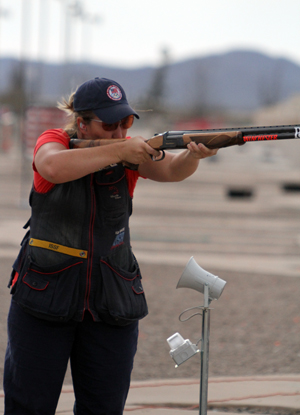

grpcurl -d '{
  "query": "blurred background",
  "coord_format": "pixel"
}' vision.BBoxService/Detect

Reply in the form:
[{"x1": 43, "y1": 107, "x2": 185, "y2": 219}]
[
  {"x1": 0, "y1": 0, "x2": 300, "y2": 156},
  {"x1": 0, "y1": 0, "x2": 300, "y2": 384}
]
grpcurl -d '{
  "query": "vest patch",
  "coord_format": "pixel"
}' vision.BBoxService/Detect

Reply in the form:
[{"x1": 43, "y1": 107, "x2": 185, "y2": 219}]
[
  {"x1": 109, "y1": 185, "x2": 121, "y2": 200},
  {"x1": 112, "y1": 228, "x2": 125, "y2": 248}
]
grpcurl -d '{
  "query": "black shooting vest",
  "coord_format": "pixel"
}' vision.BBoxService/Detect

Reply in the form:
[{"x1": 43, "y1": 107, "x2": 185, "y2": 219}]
[{"x1": 10, "y1": 165, "x2": 148, "y2": 325}]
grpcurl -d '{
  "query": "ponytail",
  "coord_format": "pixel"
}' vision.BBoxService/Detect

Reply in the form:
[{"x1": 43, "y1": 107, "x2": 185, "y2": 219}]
[{"x1": 57, "y1": 91, "x2": 94, "y2": 137}]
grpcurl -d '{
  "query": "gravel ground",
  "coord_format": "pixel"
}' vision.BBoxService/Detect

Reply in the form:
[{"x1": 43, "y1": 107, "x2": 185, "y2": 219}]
[{"x1": 131, "y1": 263, "x2": 300, "y2": 382}]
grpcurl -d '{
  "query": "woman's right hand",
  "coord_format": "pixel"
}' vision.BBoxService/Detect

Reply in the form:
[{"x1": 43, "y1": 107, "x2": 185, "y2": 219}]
[{"x1": 117, "y1": 136, "x2": 161, "y2": 166}]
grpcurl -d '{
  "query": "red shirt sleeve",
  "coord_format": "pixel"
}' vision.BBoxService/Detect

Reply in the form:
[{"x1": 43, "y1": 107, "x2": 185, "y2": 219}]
[
  {"x1": 32, "y1": 130, "x2": 144, "y2": 196},
  {"x1": 32, "y1": 129, "x2": 70, "y2": 193}
]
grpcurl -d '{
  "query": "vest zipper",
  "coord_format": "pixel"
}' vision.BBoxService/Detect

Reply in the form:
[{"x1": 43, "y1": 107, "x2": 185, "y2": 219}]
[{"x1": 83, "y1": 174, "x2": 96, "y2": 318}]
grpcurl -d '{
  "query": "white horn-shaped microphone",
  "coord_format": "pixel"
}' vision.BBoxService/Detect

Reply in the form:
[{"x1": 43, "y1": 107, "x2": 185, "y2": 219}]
[{"x1": 176, "y1": 256, "x2": 226, "y2": 300}]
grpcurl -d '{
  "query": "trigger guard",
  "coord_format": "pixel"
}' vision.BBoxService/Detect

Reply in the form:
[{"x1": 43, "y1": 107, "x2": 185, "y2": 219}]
[{"x1": 151, "y1": 150, "x2": 165, "y2": 162}]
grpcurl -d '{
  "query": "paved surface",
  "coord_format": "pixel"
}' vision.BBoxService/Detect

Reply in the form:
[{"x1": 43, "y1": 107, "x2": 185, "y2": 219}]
[
  {"x1": 1, "y1": 375, "x2": 300, "y2": 414},
  {"x1": 1, "y1": 137, "x2": 300, "y2": 413}
]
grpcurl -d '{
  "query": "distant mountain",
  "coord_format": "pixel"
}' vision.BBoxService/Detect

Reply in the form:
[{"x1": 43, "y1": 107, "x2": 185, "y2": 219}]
[
  {"x1": 1, "y1": 50, "x2": 300, "y2": 112},
  {"x1": 167, "y1": 51, "x2": 300, "y2": 111}
]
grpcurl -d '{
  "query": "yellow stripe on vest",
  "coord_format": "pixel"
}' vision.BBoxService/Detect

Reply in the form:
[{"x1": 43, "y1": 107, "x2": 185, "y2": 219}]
[{"x1": 29, "y1": 238, "x2": 88, "y2": 259}]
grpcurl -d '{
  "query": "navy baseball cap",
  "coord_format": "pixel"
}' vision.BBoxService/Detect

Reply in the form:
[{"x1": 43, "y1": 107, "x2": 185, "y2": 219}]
[{"x1": 73, "y1": 77, "x2": 139, "y2": 123}]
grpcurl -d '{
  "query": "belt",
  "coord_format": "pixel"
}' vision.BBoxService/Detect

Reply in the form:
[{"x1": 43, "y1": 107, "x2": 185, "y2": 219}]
[{"x1": 29, "y1": 238, "x2": 88, "y2": 259}]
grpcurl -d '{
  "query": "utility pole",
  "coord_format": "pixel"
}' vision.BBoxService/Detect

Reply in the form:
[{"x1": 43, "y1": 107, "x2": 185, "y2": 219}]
[
  {"x1": 67, "y1": 0, "x2": 102, "y2": 63},
  {"x1": 57, "y1": 0, "x2": 102, "y2": 92},
  {"x1": 0, "y1": 1, "x2": 11, "y2": 85},
  {"x1": 144, "y1": 47, "x2": 171, "y2": 114}
]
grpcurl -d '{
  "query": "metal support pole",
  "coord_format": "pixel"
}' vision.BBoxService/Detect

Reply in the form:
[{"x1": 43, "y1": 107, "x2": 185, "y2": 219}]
[{"x1": 199, "y1": 283, "x2": 211, "y2": 415}]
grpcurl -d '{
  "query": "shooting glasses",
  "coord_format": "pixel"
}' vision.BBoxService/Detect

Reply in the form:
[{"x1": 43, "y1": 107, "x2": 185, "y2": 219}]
[{"x1": 90, "y1": 114, "x2": 134, "y2": 131}]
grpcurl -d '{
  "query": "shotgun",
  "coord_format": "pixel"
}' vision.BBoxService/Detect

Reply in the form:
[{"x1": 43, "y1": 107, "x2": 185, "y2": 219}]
[{"x1": 69, "y1": 124, "x2": 300, "y2": 168}]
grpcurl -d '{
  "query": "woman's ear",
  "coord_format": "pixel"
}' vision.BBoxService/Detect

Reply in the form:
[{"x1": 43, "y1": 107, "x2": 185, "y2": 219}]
[
  {"x1": 77, "y1": 118, "x2": 87, "y2": 137},
  {"x1": 77, "y1": 118, "x2": 86, "y2": 130}
]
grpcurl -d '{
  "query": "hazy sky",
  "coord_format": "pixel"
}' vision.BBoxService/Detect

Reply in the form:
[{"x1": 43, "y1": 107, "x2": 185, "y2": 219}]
[{"x1": 0, "y1": 0, "x2": 300, "y2": 68}]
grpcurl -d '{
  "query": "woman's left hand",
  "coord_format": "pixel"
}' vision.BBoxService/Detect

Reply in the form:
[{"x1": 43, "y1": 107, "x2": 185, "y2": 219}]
[{"x1": 187, "y1": 141, "x2": 218, "y2": 159}]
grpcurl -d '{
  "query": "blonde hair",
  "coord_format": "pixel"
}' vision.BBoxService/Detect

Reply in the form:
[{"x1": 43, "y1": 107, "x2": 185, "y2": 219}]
[{"x1": 57, "y1": 91, "x2": 95, "y2": 137}]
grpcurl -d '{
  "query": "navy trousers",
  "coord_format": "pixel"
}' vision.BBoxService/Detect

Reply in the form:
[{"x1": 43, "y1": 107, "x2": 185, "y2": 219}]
[{"x1": 4, "y1": 300, "x2": 139, "y2": 415}]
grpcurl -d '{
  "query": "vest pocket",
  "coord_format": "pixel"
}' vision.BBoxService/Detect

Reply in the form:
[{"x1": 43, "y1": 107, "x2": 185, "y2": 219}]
[
  {"x1": 12, "y1": 256, "x2": 83, "y2": 321},
  {"x1": 96, "y1": 249, "x2": 148, "y2": 326}
]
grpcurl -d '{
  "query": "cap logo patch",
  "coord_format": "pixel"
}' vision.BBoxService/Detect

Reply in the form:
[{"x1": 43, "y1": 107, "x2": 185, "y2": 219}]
[{"x1": 107, "y1": 85, "x2": 122, "y2": 101}]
